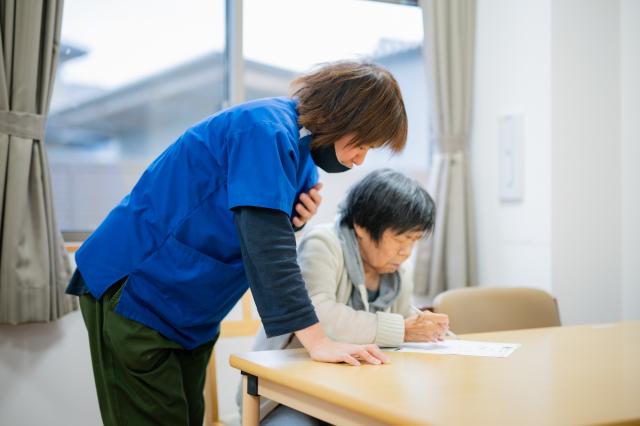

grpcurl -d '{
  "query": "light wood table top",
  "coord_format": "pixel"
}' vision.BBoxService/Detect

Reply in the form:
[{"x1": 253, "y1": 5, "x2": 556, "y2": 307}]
[{"x1": 231, "y1": 321, "x2": 640, "y2": 426}]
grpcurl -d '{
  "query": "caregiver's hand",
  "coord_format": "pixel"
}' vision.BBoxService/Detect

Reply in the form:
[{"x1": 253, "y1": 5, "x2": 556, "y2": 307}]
[{"x1": 292, "y1": 182, "x2": 323, "y2": 229}]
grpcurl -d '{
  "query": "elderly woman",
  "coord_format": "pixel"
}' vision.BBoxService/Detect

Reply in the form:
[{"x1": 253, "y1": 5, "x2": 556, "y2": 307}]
[{"x1": 237, "y1": 168, "x2": 449, "y2": 425}]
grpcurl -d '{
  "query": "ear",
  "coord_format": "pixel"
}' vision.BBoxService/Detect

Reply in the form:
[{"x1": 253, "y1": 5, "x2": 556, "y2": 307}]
[{"x1": 353, "y1": 223, "x2": 366, "y2": 239}]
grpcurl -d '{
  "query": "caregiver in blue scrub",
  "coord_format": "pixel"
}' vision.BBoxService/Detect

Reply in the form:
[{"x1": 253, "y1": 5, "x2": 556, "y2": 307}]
[{"x1": 67, "y1": 61, "x2": 408, "y2": 426}]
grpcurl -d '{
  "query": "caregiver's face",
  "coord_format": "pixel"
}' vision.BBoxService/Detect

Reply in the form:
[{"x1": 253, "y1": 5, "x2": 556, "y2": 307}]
[
  {"x1": 354, "y1": 225, "x2": 424, "y2": 274},
  {"x1": 333, "y1": 134, "x2": 374, "y2": 169}
]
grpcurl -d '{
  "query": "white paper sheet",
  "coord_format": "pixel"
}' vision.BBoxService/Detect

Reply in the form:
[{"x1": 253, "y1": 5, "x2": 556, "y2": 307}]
[{"x1": 394, "y1": 340, "x2": 521, "y2": 358}]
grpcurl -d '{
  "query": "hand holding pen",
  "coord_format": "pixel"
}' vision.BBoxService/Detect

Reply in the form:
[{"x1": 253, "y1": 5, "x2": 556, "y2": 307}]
[{"x1": 409, "y1": 305, "x2": 459, "y2": 341}]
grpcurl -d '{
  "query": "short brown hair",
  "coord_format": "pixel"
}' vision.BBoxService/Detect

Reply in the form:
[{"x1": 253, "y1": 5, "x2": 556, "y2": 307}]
[{"x1": 290, "y1": 61, "x2": 407, "y2": 152}]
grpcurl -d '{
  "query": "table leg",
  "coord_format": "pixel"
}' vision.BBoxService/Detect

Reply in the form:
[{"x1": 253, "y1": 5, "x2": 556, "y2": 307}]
[{"x1": 242, "y1": 374, "x2": 259, "y2": 426}]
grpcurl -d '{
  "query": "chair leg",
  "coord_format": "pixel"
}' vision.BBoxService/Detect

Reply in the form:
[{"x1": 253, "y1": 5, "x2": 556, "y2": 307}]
[{"x1": 204, "y1": 349, "x2": 225, "y2": 426}]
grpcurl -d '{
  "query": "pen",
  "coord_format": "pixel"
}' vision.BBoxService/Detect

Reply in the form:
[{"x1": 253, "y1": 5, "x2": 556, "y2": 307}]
[{"x1": 410, "y1": 304, "x2": 459, "y2": 340}]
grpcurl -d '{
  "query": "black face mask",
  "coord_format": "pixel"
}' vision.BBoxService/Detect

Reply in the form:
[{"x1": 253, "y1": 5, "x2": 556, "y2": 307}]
[{"x1": 310, "y1": 144, "x2": 351, "y2": 173}]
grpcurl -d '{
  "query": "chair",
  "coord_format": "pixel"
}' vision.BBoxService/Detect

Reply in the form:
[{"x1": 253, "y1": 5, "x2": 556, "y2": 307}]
[{"x1": 432, "y1": 287, "x2": 561, "y2": 334}]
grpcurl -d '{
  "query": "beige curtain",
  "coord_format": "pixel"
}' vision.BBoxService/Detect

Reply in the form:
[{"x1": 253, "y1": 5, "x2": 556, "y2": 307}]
[
  {"x1": 413, "y1": 0, "x2": 477, "y2": 300},
  {"x1": 0, "y1": 0, "x2": 76, "y2": 324}
]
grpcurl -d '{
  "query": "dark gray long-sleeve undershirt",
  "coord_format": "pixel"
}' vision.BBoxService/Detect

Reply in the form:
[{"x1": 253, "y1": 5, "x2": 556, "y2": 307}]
[{"x1": 233, "y1": 206, "x2": 318, "y2": 337}]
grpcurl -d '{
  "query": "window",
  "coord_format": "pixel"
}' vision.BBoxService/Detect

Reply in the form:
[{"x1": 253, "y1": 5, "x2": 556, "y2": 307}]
[
  {"x1": 48, "y1": 0, "x2": 429, "y2": 233},
  {"x1": 47, "y1": 0, "x2": 227, "y2": 232}
]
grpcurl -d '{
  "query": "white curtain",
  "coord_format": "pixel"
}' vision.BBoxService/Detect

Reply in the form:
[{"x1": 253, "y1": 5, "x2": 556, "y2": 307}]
[{"x1": 413, "y1": 0, "x2": 477, "y2": 300}]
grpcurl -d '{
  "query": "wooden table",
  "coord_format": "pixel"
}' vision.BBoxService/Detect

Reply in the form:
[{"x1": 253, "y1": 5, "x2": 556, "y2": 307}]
[{"x1": 230, "y1": 321, "x2": 640, "y2": 426}]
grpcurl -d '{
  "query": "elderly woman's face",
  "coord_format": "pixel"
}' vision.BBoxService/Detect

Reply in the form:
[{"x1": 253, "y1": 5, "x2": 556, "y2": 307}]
[{"x1": 354, "y1": 224, "x2": 424, "y2": 274}]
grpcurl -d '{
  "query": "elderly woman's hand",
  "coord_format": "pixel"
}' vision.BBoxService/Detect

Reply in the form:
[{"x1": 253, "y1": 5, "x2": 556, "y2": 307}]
[
  {"x1": 292, "y1": 182, "x2": 323, "y2": 229},
  {"x1": 404, "y1": 311, "x2": 450, "y2": 342}
]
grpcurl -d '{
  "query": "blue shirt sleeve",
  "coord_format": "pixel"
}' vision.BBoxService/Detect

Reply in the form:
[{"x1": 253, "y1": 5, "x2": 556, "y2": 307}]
[
  {"x1": 227, "y1": 123, "x2": 298, "y2": 216},
  {"x1": 233, "y1": 206, "x2": 318, "y2": 337}
]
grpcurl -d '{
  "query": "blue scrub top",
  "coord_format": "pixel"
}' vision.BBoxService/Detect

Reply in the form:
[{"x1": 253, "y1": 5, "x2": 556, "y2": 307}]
[{"x1": 75, "y1": 97, "x2": 318, "y2": 349}]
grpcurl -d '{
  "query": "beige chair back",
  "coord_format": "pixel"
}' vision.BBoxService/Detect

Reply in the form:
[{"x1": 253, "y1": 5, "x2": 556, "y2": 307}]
[{"x1": 432, "y1": 287, "x2": 561, "y2": 334}]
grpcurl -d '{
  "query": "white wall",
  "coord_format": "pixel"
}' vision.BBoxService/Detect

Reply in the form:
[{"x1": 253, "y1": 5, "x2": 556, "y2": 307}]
[
  {"x1": 621, "y1": 0, "x2": 640, "y2": 321},
  {"x1": 551, "y1": 0, "x2": 622, "y2": 325},
  {"x1": 471, "y1": 0, "x2": 640, "y2": 324},
  {"x1": 473, "y1": 0, "x2": 638, "y2": 324},
  {"x1": 471, "y1": 0, "x2": 552, "y2": 291}
]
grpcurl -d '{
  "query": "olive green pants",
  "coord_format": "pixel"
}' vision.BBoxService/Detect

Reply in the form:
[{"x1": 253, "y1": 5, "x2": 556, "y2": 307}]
[{"x1": 80, "y1": 283, "x2": 216, "y2": 426}]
